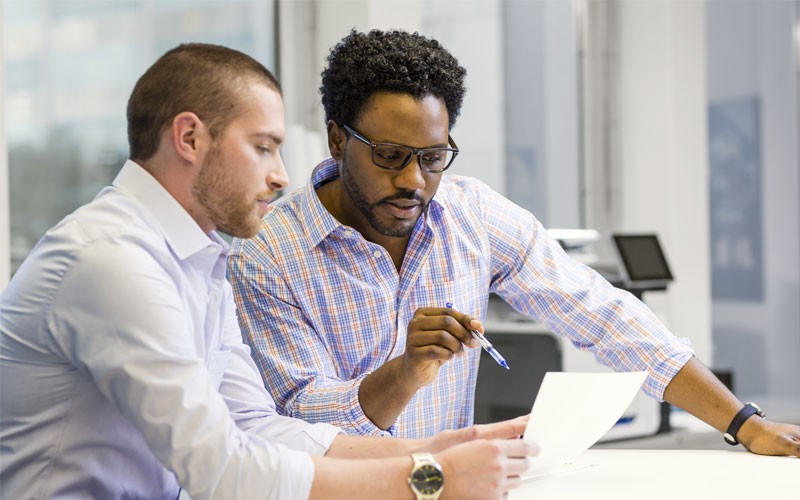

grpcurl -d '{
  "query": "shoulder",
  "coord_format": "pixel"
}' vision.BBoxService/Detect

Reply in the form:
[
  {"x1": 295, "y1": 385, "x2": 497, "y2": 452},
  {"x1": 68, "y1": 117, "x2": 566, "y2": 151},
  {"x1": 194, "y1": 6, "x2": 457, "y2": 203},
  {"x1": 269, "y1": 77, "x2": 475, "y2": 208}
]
[
  {"x1": 59, "y1": 204, "x2": 173, "y2": 295},
  {"x1": 433, "y1": 175, "x2": 504, "y2": 215},
  {"x1": 25, "y1": 190, "x2": 164, "y2": 280},
  {"x1": 6, "y1": 194, "x2": 180, "y2": 337}
]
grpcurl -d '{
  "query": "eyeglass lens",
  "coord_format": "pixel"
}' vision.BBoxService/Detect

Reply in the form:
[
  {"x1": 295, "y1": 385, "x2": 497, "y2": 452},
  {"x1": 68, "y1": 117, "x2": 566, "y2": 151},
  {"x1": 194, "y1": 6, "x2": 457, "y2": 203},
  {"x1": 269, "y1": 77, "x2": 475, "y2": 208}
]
[{"x1": 372, "y1": 144, "x2": 455, "y2": 172}]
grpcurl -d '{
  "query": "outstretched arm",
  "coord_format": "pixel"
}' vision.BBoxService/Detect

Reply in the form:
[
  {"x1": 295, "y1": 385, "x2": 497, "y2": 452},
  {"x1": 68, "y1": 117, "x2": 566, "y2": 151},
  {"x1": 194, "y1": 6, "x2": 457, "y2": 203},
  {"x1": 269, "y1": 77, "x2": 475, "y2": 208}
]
[
  {"x1": 324, "y1": 415, "x2": 529, "y2": 459},
  {"x1": 663, "y1": 357, "x2": 800, "y2": 457},
  {"x1": 315, "y1": 415, "x2": 535, "y2": 500},
  {"x1": 311, "y1": 439, "x2": 534, "y2": 500}
]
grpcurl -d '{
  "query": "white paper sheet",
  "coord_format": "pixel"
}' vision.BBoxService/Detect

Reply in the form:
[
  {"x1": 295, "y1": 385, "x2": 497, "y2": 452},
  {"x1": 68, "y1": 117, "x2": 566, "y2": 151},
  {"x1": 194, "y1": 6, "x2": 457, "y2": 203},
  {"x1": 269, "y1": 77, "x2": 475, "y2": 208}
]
[{"x1": 522, "y1": 371, "x2": 648, "y2": 477}]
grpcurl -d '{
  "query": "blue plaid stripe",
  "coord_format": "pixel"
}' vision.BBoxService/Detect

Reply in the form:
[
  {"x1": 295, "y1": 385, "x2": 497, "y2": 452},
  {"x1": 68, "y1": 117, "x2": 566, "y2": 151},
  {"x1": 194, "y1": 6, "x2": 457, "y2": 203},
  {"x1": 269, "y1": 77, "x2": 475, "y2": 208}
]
[{"x1": 228, "y1": 157, "x2": 693, "y2": 438}]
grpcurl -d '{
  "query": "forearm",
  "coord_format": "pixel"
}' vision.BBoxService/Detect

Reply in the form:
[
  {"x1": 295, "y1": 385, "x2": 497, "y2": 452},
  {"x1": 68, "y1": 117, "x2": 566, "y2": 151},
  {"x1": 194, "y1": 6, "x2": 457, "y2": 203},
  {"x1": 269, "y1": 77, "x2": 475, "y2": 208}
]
[
  {"x1": 662, "y1": 356, "x2": 743, "y2": 432},
  {"x1": 325, "y1": 434, "x2": 420, "y2": 459},
  {"x1": 358, "y1": 357, "x2": 420, "y2": 430},
  {"x1": 315, "y1": 430, "x2": 537, "y2": 500},
  {"x1": 310, "y1": 455, "x2": 413, "y2": 500}
]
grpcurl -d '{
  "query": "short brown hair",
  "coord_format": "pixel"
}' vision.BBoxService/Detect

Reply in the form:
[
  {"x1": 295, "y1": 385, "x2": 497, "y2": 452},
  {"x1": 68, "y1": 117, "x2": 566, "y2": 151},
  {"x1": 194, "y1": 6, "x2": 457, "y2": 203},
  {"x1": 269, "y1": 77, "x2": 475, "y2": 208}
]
[{"x1": 127, "y1": 43, "x2": 281, "y2": 161}]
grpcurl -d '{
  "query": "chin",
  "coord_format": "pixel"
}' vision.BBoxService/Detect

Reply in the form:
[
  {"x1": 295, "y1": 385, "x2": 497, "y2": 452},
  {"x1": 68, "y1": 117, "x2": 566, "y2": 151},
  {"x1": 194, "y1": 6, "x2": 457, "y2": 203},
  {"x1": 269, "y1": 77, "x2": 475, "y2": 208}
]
[{"x1": 219, "y1": 218, "x2": 260, "y2": 239}]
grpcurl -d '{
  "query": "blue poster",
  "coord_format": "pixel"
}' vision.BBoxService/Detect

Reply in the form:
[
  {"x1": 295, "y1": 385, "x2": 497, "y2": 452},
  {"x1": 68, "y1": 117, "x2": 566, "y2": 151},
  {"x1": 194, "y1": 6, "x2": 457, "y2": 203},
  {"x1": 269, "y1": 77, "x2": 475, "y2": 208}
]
[{"x1": 708, "y1": 96, "x2": 763, "y2": 301}]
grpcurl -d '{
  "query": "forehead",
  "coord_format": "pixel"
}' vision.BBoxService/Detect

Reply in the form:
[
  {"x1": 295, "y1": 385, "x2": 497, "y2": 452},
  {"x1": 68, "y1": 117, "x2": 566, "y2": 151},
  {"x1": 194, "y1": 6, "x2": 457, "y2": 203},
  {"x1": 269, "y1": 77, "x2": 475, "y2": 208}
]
[
  {"x1": 355, "y1": 91, "x2": 449, "y2": 145},
  {"x1": 227, "y1": 82, "x2": 285, "y2": 139}
]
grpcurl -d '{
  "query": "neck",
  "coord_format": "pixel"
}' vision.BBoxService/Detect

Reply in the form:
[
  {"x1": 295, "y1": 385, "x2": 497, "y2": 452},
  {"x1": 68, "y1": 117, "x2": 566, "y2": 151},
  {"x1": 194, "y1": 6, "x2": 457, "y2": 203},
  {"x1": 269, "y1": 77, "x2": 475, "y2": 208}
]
[
  {"x1": 135, "y1": 156, "x2": 213, "y2": 234},
  {"x1": 316, "y1": 180, "x2": 410, "y2": 271}
]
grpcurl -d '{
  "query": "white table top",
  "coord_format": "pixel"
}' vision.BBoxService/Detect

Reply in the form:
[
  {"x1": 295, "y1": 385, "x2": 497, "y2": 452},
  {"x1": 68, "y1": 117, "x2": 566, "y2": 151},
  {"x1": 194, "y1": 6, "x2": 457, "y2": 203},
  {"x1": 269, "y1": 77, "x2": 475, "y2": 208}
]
[{"x1": 509, "y1": 449, "x2": 797, "y2": 500}]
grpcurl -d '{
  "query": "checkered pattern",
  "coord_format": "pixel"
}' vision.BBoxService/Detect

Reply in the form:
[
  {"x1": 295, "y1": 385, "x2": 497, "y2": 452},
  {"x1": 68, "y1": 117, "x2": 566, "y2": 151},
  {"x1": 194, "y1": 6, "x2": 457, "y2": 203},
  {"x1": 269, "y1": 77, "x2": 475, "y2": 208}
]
[{"x1": 228, "y1": 158, "x2": 693, "y2": 438}]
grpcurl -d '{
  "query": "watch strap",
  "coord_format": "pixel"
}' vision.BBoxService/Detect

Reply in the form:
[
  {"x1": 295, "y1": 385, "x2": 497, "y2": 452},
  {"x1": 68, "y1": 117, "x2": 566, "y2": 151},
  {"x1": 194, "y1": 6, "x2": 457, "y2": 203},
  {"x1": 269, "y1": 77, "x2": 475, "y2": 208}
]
[{"x1": 723, "y1": 402, "x2": 765, "y2": 446}]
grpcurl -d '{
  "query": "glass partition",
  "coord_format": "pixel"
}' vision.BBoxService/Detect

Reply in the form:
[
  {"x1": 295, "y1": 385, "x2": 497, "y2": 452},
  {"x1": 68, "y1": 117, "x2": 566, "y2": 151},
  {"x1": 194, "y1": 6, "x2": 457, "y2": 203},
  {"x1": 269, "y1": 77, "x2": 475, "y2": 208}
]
[{"x1": 3, "y1": 0, "x2": 275, "y2": 273}]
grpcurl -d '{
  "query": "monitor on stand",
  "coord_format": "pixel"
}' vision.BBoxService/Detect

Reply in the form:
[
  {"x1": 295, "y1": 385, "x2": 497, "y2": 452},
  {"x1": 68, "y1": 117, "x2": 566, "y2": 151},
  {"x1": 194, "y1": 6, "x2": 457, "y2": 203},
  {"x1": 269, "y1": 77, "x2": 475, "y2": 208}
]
[{"x1": 611, "y1": 233, "x2": 674, "y2": 299}]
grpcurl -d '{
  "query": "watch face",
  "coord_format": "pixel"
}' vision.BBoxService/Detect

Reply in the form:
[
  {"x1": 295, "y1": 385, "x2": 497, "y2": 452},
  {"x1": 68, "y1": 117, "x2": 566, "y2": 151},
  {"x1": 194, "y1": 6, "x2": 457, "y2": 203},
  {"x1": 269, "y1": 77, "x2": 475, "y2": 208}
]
[{"x1": 411, "y1": 464, "x2": 444, "y2": 494}]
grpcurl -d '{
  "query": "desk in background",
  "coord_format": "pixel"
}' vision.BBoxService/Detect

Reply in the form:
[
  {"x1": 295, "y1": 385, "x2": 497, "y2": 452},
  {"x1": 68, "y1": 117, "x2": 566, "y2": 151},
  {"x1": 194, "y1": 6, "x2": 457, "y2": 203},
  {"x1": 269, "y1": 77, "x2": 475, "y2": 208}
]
[{"x1": 510, "y1": 449, "x2": 797, "y2": 499}]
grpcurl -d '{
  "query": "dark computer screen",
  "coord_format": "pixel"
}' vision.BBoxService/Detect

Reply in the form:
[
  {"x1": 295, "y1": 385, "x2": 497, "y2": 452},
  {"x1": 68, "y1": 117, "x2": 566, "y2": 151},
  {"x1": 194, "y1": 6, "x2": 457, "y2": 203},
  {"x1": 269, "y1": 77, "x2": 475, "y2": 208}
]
[{"x1": 611, "y1": 234, "x2": 673, "y2": 285}]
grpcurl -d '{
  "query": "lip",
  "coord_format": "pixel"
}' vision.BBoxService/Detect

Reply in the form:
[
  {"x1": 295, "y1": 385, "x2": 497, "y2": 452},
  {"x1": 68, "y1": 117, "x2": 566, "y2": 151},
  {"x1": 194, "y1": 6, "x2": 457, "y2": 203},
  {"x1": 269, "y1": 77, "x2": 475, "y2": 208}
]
[
  {"x1": 257, "y1": 193, "x2": 275, "y2": 205},
  {"x1": 257, "y1": 197, "x2": 273, "y2": 213},
  {"x1": 383, "y1": 200, "x2": 420, "y2": 219}
]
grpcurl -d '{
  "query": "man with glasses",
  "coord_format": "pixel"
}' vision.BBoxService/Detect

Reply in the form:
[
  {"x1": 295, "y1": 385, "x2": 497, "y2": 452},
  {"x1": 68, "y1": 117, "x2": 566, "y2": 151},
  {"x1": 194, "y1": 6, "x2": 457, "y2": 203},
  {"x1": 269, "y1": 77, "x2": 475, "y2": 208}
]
[
  {"x1": 0, "y1": 42, "x2": 537, "y2": 500},
  {"x1": 228, "y1": 30, "x2": 800, "y2": 458}
]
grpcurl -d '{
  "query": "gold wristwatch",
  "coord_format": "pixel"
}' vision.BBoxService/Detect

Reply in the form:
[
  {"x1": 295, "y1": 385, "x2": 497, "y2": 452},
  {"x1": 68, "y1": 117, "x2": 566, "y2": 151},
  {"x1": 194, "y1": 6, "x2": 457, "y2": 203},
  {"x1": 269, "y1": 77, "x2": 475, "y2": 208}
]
[{"x1": 408, "y1": 452, "x2": 444, "y2": 500}]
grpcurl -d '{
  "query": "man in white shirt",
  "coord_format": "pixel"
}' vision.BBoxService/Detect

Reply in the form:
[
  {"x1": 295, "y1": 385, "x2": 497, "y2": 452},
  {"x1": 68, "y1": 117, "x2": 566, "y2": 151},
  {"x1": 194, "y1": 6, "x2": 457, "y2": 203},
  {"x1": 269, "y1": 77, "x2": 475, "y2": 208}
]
[{"x1": 0, "y1": 43, "x2": 535, "y2": 500}]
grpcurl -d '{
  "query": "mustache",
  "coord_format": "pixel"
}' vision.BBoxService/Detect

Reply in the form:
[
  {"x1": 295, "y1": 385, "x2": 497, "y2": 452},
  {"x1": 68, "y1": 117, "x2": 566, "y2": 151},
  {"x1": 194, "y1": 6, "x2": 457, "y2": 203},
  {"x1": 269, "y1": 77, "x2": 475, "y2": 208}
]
[
  {"x1": 381, "y1": 191, "x2": 425, "y2": 204},
  {"x1": 256, "y1": 190, "x2": 279, "y2": 203}
]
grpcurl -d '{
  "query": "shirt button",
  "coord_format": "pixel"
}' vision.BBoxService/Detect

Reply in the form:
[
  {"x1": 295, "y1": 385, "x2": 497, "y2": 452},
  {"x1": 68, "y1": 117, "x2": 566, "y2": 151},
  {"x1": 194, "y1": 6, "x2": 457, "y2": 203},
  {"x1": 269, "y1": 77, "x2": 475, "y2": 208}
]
[{"x1": 373, "y1": 250, "x2": 381, "y2": 258}]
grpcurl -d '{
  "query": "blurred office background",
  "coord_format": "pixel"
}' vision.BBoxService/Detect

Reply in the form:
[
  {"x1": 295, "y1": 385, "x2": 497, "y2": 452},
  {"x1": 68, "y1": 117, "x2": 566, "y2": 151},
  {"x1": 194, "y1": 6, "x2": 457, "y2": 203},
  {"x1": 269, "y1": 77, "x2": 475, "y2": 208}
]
[{"x1": 1, "y1": 0, "x2": 798, "y2": 402}]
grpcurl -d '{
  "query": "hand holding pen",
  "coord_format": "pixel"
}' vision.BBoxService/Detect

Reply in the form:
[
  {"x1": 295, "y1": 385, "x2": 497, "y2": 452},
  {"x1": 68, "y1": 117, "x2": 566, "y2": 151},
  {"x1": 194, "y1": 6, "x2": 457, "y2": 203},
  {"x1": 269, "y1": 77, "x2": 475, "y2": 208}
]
[{"x1": 446, "y1": 303, "x2": 510, "y2": 370}]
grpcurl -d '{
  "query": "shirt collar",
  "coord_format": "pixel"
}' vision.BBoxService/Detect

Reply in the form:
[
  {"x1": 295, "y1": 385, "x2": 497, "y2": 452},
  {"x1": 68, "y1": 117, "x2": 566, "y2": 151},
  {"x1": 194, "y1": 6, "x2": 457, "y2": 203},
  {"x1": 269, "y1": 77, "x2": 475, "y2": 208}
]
[
  {"x1": 299, "y1": 157, "x2": 445, "y2": 248},
  {"x1": 300, "y1": 158, "x2": 348, "y2": 247},
  {"x1": 112, "y1": 160, "x2": 228, "y2": 260}
]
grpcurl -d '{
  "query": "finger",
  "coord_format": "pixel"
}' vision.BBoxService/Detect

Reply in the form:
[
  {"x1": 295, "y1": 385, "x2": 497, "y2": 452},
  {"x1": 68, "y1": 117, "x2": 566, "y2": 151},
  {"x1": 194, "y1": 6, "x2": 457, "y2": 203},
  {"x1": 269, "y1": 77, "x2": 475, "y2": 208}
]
[
  {"x1": 406, "y1": 326, "x2": 466, "y2": 356},
  {"x1": 408, "y1": 314, "x2": 473, "y2": 351},
  {"x1": 414, "y1": 306, "x2": 486, "y2": 348},
  {"x1": 503, "y1": 474, "x2": 523, "y2": 491},
  {"x1": 472, "y1": 416, "x2": 528, "y2": 440},
  {"x1": 406, "y1": 344, "x2": 458, "y2": 363},
  {"x1": 438, "y1": 310, "x2": 481, "y2": 347},
  {"x1": 416, "y1": 305, "x2": 482, "y2": 347},
  {"x1": 439, "y1": 305, "x2": 485, "y2": 334},
  {"x1": 783, "y1": 433, "x2": 800, "y2": 458},
  {"x1": 503, "y1": 456, "x2": 531, "y2": 477},
  {"x1": 497, "y1": 438, "x2": 539, "y2": 458},
  {"x1": 503, "y1": 414, "x2": 530, "y2": 432}
]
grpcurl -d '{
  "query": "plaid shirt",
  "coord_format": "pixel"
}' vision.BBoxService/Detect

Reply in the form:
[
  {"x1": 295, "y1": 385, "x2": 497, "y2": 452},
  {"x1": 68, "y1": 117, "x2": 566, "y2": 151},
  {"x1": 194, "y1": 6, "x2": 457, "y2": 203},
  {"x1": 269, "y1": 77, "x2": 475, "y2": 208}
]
[{"x1": 228, "y1": 158, "x2": 693, "y2": 438}]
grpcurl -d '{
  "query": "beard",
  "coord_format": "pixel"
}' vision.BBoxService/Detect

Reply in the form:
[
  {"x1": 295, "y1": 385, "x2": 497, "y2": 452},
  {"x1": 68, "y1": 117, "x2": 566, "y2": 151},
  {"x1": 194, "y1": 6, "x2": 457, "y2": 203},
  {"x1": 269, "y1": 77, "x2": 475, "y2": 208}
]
[
  {"x1": 193, "y1": 145, "x2": 264, "y2": 238},
  {"x1": 339, "y1": 155, "x2": 428, "y2": 238}
]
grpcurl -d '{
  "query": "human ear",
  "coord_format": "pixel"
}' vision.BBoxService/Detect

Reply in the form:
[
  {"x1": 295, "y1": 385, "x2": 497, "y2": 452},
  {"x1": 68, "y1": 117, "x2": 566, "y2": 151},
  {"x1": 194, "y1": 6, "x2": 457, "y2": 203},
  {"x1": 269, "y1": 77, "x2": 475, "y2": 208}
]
[
  {"x1": 327, "y1": 120, "x2": 345, "y2": 160},
  {"x1": 171, "y1": 112, "x2": 208, "y2": 165}
]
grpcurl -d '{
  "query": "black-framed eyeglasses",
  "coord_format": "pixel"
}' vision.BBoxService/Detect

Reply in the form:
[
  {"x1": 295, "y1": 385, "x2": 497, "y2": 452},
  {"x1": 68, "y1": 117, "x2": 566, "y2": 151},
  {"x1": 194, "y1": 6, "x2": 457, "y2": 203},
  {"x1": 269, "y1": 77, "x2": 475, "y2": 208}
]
[{"x1": 341, "y1": 124, "x2": 459, "y2": 173}]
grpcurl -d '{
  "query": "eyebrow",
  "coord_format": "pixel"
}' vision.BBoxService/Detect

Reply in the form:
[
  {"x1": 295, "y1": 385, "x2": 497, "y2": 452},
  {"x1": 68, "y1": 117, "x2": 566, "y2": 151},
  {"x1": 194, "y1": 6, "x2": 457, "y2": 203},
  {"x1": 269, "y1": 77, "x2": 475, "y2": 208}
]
[
  {"x1": 251, "y1": 132, "x2": 284, "y2": 145},
  {"x1": 364, "y1": 132, "x2": 449, "y2": 149}
]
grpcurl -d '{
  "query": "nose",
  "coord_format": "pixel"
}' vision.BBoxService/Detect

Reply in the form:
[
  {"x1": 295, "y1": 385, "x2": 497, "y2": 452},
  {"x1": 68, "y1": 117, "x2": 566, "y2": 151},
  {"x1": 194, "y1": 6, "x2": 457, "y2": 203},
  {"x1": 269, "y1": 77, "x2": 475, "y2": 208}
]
[
  {"x1": 393, "y1": 154, "x2": 426, "y2": 191},
  {"x1": 268, "y1": 154, "x2": 289, "y2": 191}
]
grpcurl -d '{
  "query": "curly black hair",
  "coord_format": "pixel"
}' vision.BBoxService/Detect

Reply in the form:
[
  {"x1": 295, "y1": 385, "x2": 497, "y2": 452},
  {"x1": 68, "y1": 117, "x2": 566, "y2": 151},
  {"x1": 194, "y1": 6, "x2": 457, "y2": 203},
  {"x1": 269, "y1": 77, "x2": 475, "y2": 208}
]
[{"x1": 320, "y1": 29, "x2": 467, "y2": 130}]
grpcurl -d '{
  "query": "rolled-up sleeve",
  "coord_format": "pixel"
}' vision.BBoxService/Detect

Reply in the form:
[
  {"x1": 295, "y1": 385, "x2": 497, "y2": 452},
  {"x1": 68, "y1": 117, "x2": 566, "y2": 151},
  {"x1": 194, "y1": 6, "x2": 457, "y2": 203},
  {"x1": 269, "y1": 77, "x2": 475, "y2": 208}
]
[{"x1": 476, "y1": 181, "x2": 694, "y2": 400}]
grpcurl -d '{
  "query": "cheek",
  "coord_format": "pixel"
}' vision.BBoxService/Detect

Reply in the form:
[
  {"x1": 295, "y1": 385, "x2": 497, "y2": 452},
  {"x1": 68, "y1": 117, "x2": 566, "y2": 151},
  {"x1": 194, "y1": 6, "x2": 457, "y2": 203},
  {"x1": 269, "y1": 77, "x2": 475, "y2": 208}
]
[{"x1": 422, "y1": 175, "x2": 442, "y2": 196}]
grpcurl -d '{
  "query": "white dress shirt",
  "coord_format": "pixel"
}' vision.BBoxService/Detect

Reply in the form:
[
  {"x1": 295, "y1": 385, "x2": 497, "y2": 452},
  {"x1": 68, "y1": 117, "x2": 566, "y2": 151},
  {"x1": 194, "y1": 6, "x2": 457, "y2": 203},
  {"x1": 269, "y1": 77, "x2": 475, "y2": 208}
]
[{"x1": 0, "y1": 160, "x2": 340, "y2": 499}]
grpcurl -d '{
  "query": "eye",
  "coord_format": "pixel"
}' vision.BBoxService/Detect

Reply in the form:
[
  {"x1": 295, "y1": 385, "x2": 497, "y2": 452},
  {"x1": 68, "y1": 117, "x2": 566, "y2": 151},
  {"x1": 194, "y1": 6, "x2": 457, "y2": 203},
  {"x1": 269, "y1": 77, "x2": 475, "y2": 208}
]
[
  {"x1": 375, "y1": 146, "x2": 405, "y2": 161},
  {"x1": 421, "y1": 151, "x2": 444, "y2": 164},
  {"x1": 257, "y1": 145, "x2": 271, "y2": 155}
]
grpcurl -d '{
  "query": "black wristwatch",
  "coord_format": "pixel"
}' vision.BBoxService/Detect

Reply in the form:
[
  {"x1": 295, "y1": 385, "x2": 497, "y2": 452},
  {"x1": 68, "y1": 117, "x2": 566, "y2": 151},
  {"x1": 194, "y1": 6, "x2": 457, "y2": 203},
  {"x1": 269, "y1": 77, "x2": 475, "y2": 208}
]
[
  {"x1": 723, "y1": 402, "x2": 765, "y2": 446},
  {"x1": 408, "y1": 452, "x2": 444, "y2": 500}
]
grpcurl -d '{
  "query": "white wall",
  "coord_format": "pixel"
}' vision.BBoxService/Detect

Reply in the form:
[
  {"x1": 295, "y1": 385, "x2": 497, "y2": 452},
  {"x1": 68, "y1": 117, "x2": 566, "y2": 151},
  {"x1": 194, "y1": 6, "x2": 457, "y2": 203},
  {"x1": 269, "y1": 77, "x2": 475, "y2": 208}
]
[
  {"x1": 422, "y1": 1, "x2": 505, "y2": 192},
  {"x1": 277, "y1": 0, "x2": 505, "y2": 193},
  {"x1": 1, "y1": 0, "x2": 9, "y2": 289},
  {"x1": 583, "y1": 0, "x2": 800, "y2": 400},
  {"x1": 542, "y1": 1, "x2": 580, "y2": 228},
  {"x1": 613, "y1": 0, "x2": 713, "y2": 363},
  {"x1": 504, "y1": 0, "x2": 580, "y2": 227},
  {"x1": 706, "y1": 0, "x2": 800, "y2": 399}
]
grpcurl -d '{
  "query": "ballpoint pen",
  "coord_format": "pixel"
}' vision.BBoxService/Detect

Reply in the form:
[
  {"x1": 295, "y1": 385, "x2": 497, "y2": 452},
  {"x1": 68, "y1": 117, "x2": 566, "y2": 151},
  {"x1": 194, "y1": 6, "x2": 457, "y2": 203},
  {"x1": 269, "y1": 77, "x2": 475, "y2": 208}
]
[{"x1": 446, "y1": 302, "x2": 509, "y2": 370}]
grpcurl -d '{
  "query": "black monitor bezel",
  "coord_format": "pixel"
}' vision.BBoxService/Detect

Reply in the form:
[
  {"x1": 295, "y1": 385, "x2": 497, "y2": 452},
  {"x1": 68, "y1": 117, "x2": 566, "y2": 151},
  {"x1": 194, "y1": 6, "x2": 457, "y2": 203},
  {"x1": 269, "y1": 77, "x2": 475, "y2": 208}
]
[{"x1": 611, "y1": 233, "x2": 674, "y2": 289}]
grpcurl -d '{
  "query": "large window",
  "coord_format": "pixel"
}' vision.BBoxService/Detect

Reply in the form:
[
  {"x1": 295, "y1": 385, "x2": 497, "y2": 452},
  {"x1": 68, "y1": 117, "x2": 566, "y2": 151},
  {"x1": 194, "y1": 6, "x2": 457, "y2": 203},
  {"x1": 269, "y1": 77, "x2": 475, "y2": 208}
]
[{"x1": 3, "y1": 0, "x2": 275, "y2": 274}]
